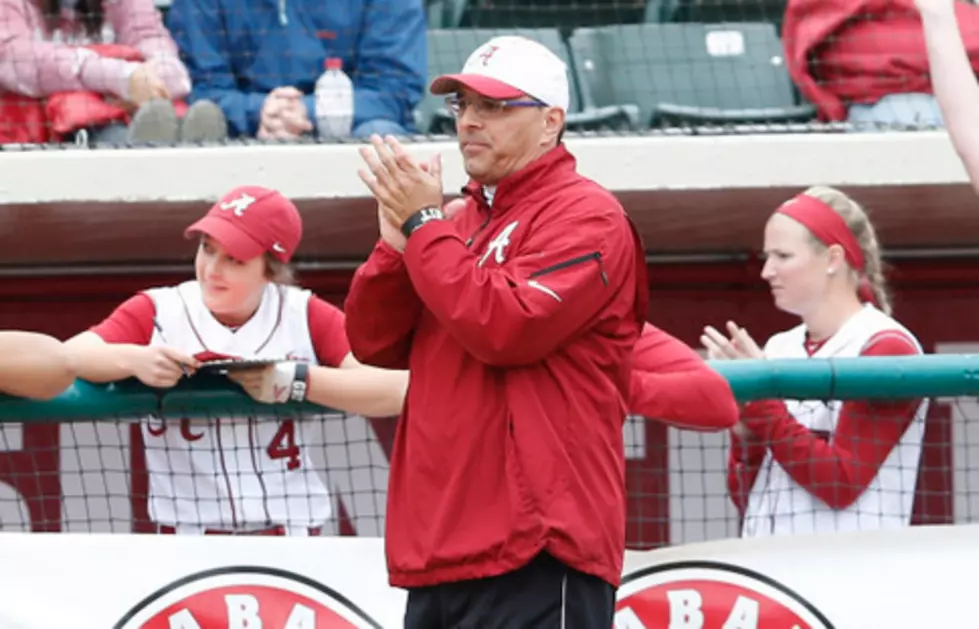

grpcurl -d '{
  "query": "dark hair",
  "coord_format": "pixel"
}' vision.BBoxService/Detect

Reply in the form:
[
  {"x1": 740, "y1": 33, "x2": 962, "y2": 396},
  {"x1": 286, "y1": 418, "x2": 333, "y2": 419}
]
[
  {"x1": 43, "y1": 0, "x2": 104, "y2": 38},
  {"x1": 265, "y1": 254, "x2": 297, "y2": 286}
]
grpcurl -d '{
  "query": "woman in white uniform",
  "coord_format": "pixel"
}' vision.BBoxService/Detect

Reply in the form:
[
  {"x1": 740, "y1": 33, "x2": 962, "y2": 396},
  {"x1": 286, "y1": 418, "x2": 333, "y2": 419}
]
[
  {"x1": 702, "y1": 186, "x2": 929, "y2": 537},
  {"x1": 65, "y1": 185, "x2": 406, "y2": 536}
]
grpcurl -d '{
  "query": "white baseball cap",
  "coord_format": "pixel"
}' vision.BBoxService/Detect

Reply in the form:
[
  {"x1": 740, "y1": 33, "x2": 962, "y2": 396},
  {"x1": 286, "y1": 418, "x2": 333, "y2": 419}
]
[{"x1": 430, "y1": 35, "x2": 570, "y2": 111}]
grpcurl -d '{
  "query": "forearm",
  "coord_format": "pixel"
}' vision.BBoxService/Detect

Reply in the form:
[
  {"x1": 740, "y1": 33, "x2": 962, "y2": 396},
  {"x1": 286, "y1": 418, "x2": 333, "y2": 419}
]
[
  {"x1": 741, "y1": 399, "x2": 916, "y2": 509},
  {"x1": 0, "y1": 332, "x2": 75, "y2": 400},
  {"x1": 920, "y1": 5, "x2": 979, "y2": 185},
  {"x1": 305, "y1": 365, "x2": 408, "y2": 417},
  {"x1": 630, "y1": 370, "x2": 738, "y2": 431},
  {"x1": 63, "y1": 335, "x2": 142, "y2": 383},
  {"x1": 345, "y1": 241, "x2": 422, "y2": 369},
  {"x1": 146, "y1": 55, "x2": 191, "y2": 100},
  {"x1": 0, "y1": 40, "x2": 133, "y2": 98}
]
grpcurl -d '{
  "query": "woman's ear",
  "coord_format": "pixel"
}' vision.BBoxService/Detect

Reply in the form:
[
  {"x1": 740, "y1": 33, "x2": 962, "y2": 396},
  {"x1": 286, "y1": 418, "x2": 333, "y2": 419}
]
[{"x1": 826, "y1": 243, "x2": 847, "y2": 274}]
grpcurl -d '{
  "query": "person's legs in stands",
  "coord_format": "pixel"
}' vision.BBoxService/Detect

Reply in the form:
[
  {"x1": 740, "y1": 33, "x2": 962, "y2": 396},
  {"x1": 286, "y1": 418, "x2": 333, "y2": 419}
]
[
  {"x1": 83, "y1": 122, "x2": 129, "y2": 146},
  {"x1": 351, "y1": 118, "x2": 411, "y2": 138},
  {"x1": 179, "y1": 100, "x2": 229, "y2": 143},
  {"x1": 847, "y1": 93, "x2": 944, "y2": 132},
  {"x1": 126, "y1": 99, "x2": 181, "y2": 144},
  {"x1": 81, "y1": 100, "x2": 181, "y2": 147}
]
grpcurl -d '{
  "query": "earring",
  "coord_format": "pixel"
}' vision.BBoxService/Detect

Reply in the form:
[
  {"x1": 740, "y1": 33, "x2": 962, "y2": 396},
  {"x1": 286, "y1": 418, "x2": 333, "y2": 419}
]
[{"x1": 827, "y1": 268, "x2": 836, "y2": 276}]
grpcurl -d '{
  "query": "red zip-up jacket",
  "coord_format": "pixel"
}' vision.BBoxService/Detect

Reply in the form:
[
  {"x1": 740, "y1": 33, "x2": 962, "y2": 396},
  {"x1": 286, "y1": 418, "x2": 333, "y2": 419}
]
[
  {"x1": 345, "y1": 145, "x2": 648, "y2": 589},
  {"x1": 783, "y1": 0, "x2": 979, "y2": 121}
]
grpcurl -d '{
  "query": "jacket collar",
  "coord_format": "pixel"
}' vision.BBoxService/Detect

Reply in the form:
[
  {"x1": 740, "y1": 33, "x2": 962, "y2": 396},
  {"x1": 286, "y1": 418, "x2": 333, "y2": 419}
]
[{"x1": 461, "y1": 144, "x2": 576, "y2": 214}]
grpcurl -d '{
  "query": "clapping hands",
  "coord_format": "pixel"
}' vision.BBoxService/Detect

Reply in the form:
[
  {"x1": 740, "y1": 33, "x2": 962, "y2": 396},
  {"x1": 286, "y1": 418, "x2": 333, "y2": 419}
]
[{"x1": 701, "y1": 321, "x2": 765, "y2": 361}]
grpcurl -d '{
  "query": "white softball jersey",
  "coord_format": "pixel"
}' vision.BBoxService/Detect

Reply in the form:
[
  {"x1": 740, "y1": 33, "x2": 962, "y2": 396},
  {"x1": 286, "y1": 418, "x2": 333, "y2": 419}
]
[
  {"x1": 142, "y1": 280, "x2": 331, "y2": 534},
  {"x1": 742, "y1": 304, "x2": 929, "y2": 538}
]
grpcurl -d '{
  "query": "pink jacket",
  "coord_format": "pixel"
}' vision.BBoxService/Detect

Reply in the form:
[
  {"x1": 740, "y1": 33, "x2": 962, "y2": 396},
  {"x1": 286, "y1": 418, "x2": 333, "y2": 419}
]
[{"x1": 0, "y1": 0, "x2": 190, "y2": 100}]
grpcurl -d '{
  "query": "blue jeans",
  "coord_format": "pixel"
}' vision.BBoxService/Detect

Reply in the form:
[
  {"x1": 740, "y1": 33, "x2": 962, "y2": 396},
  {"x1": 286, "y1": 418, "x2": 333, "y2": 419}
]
[
  {"x1": 847, "y1": 93, "x2": 945, "y2": 131},
  {"x1": 351, "y1": 118, "x2": 412, "y2": 138}
]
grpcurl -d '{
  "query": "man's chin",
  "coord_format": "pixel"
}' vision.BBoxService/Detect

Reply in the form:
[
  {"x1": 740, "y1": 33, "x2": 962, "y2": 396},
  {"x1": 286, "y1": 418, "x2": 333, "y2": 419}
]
[{"x1": 462, "y1": 160, "x2": 494, "y2": 185}]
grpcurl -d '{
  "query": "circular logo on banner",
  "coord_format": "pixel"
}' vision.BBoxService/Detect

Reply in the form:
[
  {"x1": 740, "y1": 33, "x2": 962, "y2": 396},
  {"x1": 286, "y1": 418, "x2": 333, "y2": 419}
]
[
  {"x1": 615, "y1": 561, "x2": 835, "y2": 629},
  {"x1": 114, "y1": 566, "x2": 382, "y2": 629}
]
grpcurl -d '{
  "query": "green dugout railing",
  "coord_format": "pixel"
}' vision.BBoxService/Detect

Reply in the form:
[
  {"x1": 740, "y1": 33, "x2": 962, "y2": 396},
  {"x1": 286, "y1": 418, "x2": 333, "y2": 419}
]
[{"x1": 0, "y1": 355, "x2": 977, "y2": 420}]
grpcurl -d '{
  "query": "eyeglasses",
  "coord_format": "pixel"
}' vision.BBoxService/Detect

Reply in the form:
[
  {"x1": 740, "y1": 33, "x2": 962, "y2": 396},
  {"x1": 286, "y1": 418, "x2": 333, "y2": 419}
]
[{"x1": 445, "y1": 94, "x2": 546, "y2": 118}]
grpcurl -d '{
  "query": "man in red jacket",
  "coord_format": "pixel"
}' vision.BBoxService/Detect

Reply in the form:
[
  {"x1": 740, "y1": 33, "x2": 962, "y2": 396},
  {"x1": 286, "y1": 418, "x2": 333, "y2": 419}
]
[{"x1": 348, "y1": 34, "x2": 648, "y2": 629}]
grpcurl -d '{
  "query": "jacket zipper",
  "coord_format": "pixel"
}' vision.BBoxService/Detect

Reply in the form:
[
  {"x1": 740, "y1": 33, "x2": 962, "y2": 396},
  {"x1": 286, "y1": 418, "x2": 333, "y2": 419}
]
[
  {"x1": 529, "y1": 251, "x2": 608, "y2": 286},
  {"x1": 466, "y1": 214, "x2": 492, "y2": 248}
]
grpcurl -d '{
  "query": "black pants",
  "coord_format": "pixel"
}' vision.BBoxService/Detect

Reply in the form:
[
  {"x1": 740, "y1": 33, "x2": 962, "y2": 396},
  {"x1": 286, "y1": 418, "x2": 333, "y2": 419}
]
[{"x1": 404, "y1": 552, "x2": 615, "y2": 629}]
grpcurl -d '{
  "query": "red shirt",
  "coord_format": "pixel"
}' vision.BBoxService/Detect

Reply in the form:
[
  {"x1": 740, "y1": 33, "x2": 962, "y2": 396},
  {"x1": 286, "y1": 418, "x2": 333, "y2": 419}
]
[
  {"x1": 727, "y1": 329, "x2": 922, "y2": 513},
  {"x1": 90, "y1": 291, "x2": 351, "y2": 367},
  {"x1": 629, "y1": 323, "x2": 739, "y2": 431}
]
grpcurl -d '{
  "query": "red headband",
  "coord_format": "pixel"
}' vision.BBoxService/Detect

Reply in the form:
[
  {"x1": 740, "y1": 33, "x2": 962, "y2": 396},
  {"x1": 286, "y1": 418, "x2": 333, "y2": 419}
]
[{"x1": 776, "y1": 194, "x2": 877, "y2": 306}]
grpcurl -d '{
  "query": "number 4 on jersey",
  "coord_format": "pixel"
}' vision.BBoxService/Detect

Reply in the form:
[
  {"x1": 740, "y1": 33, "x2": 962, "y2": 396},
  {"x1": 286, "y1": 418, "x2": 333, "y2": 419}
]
[{"x1": 267, "y1": 420, "x2": 301, "y2": 470}]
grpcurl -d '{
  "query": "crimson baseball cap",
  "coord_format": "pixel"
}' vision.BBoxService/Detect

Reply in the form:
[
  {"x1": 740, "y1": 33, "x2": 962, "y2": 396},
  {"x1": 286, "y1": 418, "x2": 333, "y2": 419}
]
[
  {"x1": 429, "y1": 35, "x2": 570, "y2": 111},
  {"x1": 184, "y1": 186, "x2": 303, "y2": 263}
]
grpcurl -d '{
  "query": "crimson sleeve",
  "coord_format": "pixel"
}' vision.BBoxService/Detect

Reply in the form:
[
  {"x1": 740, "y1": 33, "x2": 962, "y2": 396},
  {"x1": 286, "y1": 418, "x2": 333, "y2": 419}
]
[
  {"x1": 402, "y1": 206, "x2": 643, "y2": 367},
  {"x1": 344, "y1": 240, "x2": 424, "y2": 369},
  {"x1": 307, "y1": 297, "x2": 352, "y2": 368},
  {"x1": 629, "y1": 323, "x2": 739, "y2": 431},
  {"x1": 89, "y1": 293, "x2": 156, "y2": 345},
  {"x1": 738, "y1": 330, "x2": 923, "y2": 510},
  {"x1": 726, "y1": 407, "x2": 777, "y2": 515}
]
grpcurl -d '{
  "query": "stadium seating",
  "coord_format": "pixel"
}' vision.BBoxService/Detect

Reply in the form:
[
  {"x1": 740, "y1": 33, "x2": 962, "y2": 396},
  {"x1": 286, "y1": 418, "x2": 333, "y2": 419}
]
[
  {"x1": 650, "y1": 0, "x2": 789, "y2": 30},
  {"x1": 566, "y1": 22, "x2": 816, "y2": 129},
  {"x1": 426, "y1": 0, "x2": 467, "y2": 29},
  {"x1": 460, "y1": 0, "x2": 647, "y2": 29},
  {"x1": 426, "y1": 0, "x2": 789, "y2": 31},
  {"x1": 417, "y1": 28, "x2": 641, "y2": 135}
]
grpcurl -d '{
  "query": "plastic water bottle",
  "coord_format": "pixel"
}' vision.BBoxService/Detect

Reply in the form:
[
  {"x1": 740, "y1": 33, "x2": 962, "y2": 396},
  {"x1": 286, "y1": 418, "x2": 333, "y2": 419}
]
[{"x1": 314, "y1": 58, "x2": 354, "y2": 140}]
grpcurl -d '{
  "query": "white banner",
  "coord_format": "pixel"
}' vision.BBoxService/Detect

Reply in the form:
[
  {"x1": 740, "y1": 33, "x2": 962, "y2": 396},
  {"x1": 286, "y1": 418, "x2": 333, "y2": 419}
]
[{"x1": 0, "y1": 524, "x2": 975, "y2": 628}]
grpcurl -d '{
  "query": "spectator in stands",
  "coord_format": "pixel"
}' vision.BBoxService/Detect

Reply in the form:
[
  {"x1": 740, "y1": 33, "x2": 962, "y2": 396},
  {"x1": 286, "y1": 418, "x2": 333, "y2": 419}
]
[
  {"x1": 701, "y1": 186, "x2": 929, "y2": 537},
  {"x1": 782, "y1": 0, "x2": 979, "y2": 130},
  {"x1": 0, "y1": 0, "x2": 227, "y2": 145},
  {"x1": 0, "y1": 331, "x2": 74, "y2": 400},
  {"x1": 64, "y1": 185, "x2": 406, "y2": 536},
  {"x1": 165, "y1": 0, "x2": 425, "y2": 140},
  {"x1": 916, "y1": 0, "x2": 979, "y2": 193}
]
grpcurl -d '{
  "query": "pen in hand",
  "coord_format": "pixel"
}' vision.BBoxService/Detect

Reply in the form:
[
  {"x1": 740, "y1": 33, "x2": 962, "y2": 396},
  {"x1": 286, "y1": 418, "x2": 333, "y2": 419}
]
[{"x1": 153, "y1": 318, "x2": 191, "y2": 378}]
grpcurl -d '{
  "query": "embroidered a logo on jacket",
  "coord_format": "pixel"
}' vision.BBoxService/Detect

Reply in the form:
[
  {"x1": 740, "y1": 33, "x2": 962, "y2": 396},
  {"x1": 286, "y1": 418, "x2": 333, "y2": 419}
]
[{"x1": 478, "y1": 221, "x2": 519, "y2": 267}]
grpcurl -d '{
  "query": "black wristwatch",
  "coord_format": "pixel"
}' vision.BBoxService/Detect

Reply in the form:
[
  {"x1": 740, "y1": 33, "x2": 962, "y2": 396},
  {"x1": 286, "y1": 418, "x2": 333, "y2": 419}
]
[
  {"x1": 401, "y1": 206, "x2": 445, "y2": 238},
  {"x1": 290, "y1": 363, "x2": 310, "y2": 403}
]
